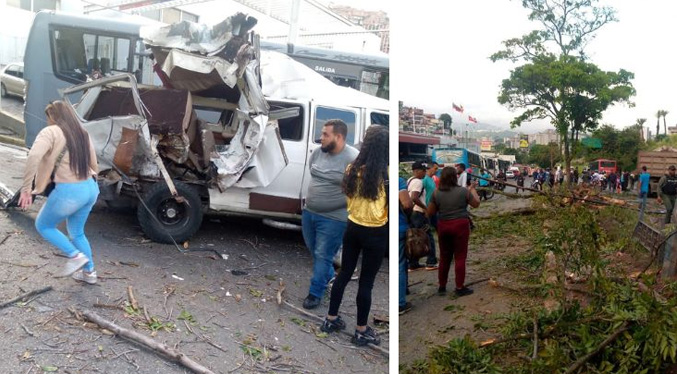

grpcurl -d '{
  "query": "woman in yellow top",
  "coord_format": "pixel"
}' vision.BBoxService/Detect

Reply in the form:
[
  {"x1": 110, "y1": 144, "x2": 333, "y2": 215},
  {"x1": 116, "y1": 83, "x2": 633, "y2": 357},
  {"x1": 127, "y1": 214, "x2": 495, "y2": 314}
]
[
  {"x1": 19, "y1": 101, "x2": 100, "y2": 283},
  {"x1": 320, "y1": 125, "x2": 388, "y2": 347}
]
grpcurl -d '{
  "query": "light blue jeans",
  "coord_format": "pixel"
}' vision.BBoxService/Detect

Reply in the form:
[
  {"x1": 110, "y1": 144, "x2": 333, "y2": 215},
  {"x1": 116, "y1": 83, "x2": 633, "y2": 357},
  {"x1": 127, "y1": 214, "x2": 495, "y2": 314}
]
[
  {"x1": 302, "y1": 210, "x2": 347, "y2": 298},
  {"x1": 36, "y1": 179, "x2": 99, "y2": 272},
  {"x1": 638, "y1": 191, "x2": 648, "y2": 222}
]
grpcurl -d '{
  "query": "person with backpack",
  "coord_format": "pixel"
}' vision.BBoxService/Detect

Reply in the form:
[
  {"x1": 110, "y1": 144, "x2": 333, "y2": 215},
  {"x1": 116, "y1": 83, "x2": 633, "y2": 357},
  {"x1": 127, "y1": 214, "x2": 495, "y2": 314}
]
[
  {"x1": 407, "y1": 161, "x2": 436, "y2": 270},
  {"x1": 657, "y1": 165, "x2": 677, "y2": 224}
]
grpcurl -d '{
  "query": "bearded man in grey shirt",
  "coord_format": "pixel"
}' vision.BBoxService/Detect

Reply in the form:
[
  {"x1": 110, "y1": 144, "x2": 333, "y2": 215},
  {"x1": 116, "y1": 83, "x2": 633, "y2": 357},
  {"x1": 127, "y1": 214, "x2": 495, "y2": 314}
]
[{"x1": 302, "y1": 119, "x2": 358, "y2": 309}]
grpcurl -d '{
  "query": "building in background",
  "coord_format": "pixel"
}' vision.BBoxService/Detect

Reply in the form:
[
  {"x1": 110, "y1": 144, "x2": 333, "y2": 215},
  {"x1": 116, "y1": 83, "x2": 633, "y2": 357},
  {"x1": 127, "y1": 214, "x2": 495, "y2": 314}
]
[
  {"x1": 529, "y1": 129, "x2": 560, "y2": 146},
  {"x1": 328, "y1": 5, "x2": 389, "y2": 53}
]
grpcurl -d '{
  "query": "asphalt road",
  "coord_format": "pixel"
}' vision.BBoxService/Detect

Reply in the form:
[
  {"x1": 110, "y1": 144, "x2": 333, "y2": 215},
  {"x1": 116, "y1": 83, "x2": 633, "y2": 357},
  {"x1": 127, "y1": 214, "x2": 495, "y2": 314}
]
[{"x1": 0, "y1": 142, "x2": 390, "y2": 373}]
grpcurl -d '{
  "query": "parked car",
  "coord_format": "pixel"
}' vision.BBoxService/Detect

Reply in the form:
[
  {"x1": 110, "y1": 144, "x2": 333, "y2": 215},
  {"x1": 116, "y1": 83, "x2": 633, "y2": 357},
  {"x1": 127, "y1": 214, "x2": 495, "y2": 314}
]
[
  {"x1": 506, "y1": 170, "x2": 515, "y2": 179},
  {"x1": 0, "y1": 62, "x2": 25, "y2": 98}
]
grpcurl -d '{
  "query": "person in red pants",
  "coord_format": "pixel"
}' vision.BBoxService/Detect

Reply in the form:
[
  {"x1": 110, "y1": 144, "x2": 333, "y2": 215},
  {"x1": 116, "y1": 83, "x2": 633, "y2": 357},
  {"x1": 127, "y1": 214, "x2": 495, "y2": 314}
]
[{"x1": 426, "y1": 166, "x2": 480, "y2": 296}]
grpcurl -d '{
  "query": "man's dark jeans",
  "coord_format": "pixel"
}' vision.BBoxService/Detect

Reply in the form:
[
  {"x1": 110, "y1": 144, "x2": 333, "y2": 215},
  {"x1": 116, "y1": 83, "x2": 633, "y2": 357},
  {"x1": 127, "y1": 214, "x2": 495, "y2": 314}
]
[{"x1": 410, "y1": 211, "x2": 437, "y2": 266}]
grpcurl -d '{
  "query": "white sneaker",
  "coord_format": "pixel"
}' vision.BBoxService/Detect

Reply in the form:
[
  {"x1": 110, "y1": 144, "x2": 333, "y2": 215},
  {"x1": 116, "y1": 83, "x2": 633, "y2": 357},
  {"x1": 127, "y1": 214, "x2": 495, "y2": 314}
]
[
  {"x1": 72, "y1": 270, "x2": 97, "y2": 285},
  {"x1": 57, "y1": 253, "x2": 89, "y2": 278}
]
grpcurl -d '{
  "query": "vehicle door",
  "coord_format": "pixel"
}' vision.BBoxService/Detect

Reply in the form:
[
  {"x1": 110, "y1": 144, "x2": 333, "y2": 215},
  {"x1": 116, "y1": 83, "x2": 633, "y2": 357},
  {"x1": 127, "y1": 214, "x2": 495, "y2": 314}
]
[
  {"x1": 302, "y1": 104, "x2": 361, "y2": 201},
  {"x1": 245, "y1": 99, "x2": 310, "y2": 202}
]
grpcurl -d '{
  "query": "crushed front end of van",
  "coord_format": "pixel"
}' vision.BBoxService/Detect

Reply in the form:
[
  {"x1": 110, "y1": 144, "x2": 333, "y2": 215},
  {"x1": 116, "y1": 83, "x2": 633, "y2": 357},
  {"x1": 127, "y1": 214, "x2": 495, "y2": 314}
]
[{"x1": 62, "y1": 13, "x2": 288, "y2": 244}]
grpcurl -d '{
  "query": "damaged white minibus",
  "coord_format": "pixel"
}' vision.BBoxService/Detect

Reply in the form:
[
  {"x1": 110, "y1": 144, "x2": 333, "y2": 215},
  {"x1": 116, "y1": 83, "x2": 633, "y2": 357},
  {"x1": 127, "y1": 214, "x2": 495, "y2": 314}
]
[{"x1": 20, "y1": 11, "x2": 389, "y2": 243}]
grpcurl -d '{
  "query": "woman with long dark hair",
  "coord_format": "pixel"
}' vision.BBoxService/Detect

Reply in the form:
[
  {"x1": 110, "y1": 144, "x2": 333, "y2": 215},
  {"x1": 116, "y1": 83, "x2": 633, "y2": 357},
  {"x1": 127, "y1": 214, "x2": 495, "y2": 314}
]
[
  {"x1": 427, "y1": 166, "x2": 480, "y2": 297},
  {"x1": 320, "y1": 125, "x2": 388, "y2": 346},
  {"x1": 19, "y1": 101, "x2": 100, "y2": 283}
]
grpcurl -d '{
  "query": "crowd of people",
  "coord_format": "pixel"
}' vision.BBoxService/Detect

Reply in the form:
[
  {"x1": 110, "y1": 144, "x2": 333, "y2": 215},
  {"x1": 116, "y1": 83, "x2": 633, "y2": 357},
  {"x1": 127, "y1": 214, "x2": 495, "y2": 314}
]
[{"x1": 399, "y1": 161, "x2": 481, "y2": 314}]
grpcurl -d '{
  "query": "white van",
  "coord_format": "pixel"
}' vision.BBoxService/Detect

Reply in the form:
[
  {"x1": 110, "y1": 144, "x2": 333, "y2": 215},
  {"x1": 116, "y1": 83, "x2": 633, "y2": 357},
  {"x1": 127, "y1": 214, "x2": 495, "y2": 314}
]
[{"x1": 23, "y1": 12, "x2": 389, "y2": 243}]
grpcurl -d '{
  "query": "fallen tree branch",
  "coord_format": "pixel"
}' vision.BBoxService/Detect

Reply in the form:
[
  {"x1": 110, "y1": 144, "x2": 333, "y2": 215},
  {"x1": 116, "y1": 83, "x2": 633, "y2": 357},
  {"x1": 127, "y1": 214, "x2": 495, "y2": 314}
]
[
  {"x1": 282, "y1": 301, "x2": 389, "y2": 357},
  {"x1": 276, "y1": 281, "x2": 286, "y2": 305},
  {"x1": 127, "y1": 286, "x2": 138, "y2": 310},
  {"x1": 73, "y1": 308, "x2": 215, "y2": 374},
  {"x1": 93, "y1": 303, "x2": 124, "y2": 311},
  {"x1": 476, "y1": 208, "x2": 537, "y2": 220},
  {"x1": 0, "y1": 286, "x2": 52, "y2": 310},
  {"x1": 564, "y1": 322, "x2": 630, "y2": 374},
  {"x1": 465, "y1": 278, "x2": 490, "y2": 288}
]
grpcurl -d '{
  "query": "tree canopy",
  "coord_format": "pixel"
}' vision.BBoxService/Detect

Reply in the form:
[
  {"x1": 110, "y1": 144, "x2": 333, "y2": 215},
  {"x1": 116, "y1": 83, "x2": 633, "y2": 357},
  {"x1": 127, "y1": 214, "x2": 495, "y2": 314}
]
[
  {"x1": 439, "y1": 113, "x2": 452, "y2": 130},
  {"x1": 492, "y1": 0, "x2": 635, "y2": 182}
]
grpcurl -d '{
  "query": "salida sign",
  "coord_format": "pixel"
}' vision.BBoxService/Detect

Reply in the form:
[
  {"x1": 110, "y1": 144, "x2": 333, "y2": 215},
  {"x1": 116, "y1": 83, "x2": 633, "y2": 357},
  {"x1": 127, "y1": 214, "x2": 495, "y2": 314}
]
[{"x1": 314, "y1": 66, "x2": 336, "y2": 74}]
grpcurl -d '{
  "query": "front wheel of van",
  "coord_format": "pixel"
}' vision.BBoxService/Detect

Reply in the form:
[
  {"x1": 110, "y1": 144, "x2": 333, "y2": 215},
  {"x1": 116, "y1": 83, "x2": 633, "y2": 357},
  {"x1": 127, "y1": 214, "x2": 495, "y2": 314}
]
[{"x1": 137, "y1": 181, "x2": 203, "y2": 244}]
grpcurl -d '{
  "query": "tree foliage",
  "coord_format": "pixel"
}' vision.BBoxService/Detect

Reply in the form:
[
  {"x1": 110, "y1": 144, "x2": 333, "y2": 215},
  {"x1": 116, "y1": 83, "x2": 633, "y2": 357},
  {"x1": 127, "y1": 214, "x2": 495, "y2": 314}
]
[
  {"x1": 490, "y1": 0, "x2": 617, "y2": 62},
  {"x1": 528, "y1": 143, "x2": 562, "y2": 168},
  {"x1": 492, "y1": 0, "x2": 635, "y2": 182},
  {"x1": 439, "y1": 113, "x2": 453, "y2": 130},
  {"x1": 582, "y1": 124, "x2": 643, "y2": 171}
]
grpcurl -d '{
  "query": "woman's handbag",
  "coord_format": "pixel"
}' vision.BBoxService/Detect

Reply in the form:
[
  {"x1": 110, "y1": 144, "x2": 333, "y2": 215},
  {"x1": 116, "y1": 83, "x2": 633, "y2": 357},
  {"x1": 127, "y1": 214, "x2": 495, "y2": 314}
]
[
  {"x1": 405, "y1": 226, "x2": 430, "y2": 260},
  {"x1": 37, "y1": 147, "x2": 67, "y2": 197}
]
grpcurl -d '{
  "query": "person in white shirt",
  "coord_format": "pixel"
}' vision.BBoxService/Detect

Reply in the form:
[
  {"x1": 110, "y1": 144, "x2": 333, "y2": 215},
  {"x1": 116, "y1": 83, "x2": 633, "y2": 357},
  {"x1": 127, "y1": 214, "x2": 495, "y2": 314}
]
[
  {"x1": 407, "y1": 161, "x2": 437, "y2": 270},
  {"x1": 456, "y1": 163, "x2": 469, "y2": 188}
]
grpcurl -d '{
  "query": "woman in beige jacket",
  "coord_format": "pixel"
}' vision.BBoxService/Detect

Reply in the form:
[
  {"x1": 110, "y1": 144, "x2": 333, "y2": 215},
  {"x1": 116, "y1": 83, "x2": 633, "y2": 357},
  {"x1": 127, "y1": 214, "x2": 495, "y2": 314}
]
[{"x1": 19, "y1": 101, "x2": 100, "y2": 283}]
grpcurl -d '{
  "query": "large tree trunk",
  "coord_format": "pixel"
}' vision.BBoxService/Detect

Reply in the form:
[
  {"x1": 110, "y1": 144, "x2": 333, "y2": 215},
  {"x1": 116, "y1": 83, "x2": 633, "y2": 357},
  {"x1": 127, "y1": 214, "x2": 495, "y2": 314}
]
[
  {"x1": 665, "y1": 115, "x2": 668, "y2": 136},
  {"x1": 658, "y1": 118, "x2": 661, "y2": 138},
  {"x1": 564, "y1": 129, "x2": 571, "y2": 187}
]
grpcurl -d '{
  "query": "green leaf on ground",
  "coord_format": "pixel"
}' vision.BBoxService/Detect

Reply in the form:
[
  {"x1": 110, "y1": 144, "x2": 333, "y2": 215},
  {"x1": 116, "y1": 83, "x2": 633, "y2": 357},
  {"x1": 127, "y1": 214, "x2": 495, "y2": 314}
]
[{"x1": 177, "y1": 310, "x2": 197, "y2": 324}]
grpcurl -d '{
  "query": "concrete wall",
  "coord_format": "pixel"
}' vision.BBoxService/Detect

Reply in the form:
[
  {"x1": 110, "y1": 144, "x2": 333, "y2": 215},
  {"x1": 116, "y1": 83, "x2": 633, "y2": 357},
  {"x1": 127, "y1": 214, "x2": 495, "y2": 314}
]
[{"x1": 0, "y1": 5, "x2": 33, "y2": 65}]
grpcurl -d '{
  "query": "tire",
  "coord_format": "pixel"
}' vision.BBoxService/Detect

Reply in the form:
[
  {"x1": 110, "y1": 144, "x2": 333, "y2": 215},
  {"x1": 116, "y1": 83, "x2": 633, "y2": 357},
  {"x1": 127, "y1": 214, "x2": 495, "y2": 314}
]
[
  {"x1": 137, "y1": 181, "x2": 203, "y2": 244},
  {"x1": 1, "y1": 83, "x2": 6, "y2": 97},
  {"x1": 485, "y1": 189, "x2": 495, "y2": 200}
]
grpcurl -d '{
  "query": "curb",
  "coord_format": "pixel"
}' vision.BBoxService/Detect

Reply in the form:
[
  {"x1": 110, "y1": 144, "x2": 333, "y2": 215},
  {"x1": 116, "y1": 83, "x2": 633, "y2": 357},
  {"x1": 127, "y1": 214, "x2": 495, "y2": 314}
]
[
  {"x1": 0, "y1": 110, "x2": 25, "y2": 139},
  {"x1": 0, "y1": 133, "x2": 25, "y2": 148}
]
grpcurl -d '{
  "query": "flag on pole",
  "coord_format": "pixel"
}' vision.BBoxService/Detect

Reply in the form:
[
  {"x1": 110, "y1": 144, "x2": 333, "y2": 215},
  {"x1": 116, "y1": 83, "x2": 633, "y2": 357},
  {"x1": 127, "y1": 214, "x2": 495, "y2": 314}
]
[
  {"x1": 468, "y1": 115, "x2": 478, "y2": 123},
  {"x1": 452, "y1": 103, "x2": 464, "y2": 113}
]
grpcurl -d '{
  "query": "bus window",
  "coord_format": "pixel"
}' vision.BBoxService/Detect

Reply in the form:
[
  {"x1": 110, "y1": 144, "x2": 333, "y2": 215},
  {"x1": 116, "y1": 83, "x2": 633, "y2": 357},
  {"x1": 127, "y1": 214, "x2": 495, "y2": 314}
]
[
  {"x1": 53, "y1": 29, "x2": 88, "y2": 82},
  {"x1": 313, "y1": 106, "x2": 356, "y2": 145},
  {"x1": 360, "y1": 71, "x2": 378, "y2": 96},
  {"x1": 53, "y1": 28, "x2": 132, "y2": 82}
]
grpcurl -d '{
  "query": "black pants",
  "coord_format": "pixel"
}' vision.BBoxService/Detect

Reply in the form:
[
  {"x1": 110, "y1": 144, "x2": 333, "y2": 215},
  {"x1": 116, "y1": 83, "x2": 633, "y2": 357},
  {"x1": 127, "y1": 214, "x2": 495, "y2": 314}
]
[{"x1": 328, "y1": 221, "x2": 388, "y2": 326}]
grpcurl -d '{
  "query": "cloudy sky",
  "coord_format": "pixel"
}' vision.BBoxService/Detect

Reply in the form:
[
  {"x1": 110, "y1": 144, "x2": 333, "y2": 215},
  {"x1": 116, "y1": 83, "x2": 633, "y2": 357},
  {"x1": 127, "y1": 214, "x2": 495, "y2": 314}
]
[{"x1": 392, "y1": 1, "x2": 677, "y2": 134}]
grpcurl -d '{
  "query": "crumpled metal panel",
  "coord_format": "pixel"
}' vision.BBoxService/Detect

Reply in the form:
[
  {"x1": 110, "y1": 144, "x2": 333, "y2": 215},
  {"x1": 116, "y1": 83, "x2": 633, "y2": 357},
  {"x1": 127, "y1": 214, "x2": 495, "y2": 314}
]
[
  {"x1": 140, "y1": 13, "x2": 257, "y2": 56},
  {"x1": 151, "y1": 48, "x2": 239, "y2": 90},
  {"x1": 234, "y1": 122, "x2": 288, "y2": 189},
  {"x1": 242, "y1": 60, "x2": 269, "y2": 115},
  {"x1": 212, "y1": 112, "x2": 268, "y2": 190}
]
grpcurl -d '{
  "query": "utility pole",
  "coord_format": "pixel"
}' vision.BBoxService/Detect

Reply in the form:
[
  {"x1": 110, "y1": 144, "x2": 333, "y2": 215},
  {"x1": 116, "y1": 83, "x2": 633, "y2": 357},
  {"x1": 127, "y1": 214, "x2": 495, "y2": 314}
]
[{"x1": 288, "y1": 0, "x2": 301, "y2": 45}]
